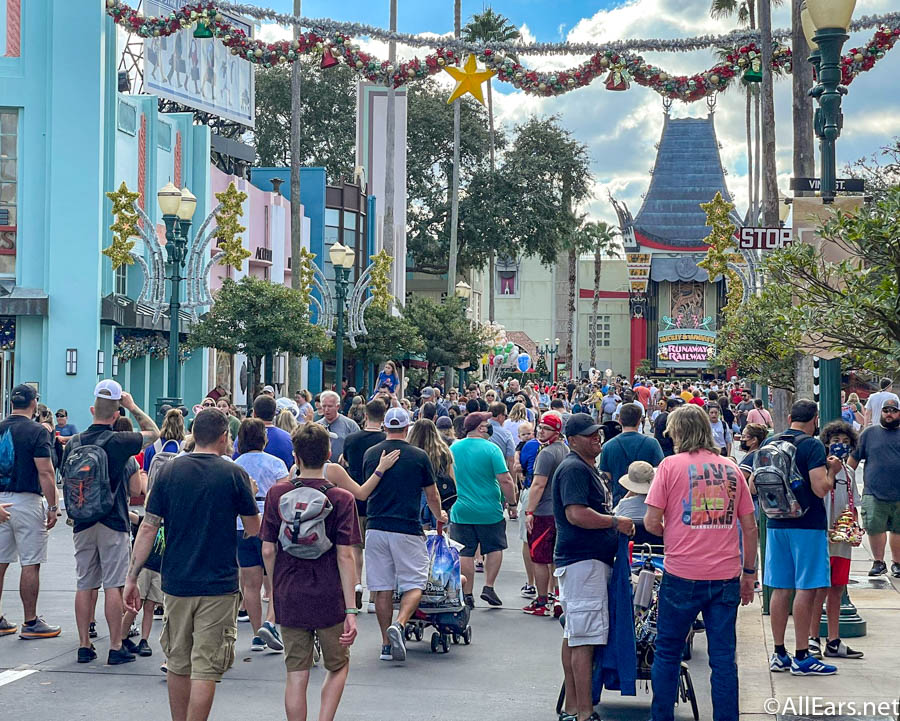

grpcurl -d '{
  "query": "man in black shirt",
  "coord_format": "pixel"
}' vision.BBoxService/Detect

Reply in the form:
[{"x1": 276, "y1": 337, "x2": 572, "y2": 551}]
[
  {"x1": 126, "y1": 408, "x2": 259, "y2": 720},
  {"x1": 65, "y1": 380, "x2": 158, "y2": 664},
  {"x1": 340, "y1": 398, "x2": 387, "y2": 608},
  {"x1": 0, "y1": 384, "x2": 59, "y2": 639},
  {"x1": 654, "y1": 397, "x2": 682, "y2": 457}
]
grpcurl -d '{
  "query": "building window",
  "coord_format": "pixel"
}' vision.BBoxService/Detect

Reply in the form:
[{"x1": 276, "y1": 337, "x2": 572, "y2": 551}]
[
  {"x1": 115, "y1": 264, "x2": 127, "y2": 295},
  {"x1": 0, "y1": 110, "x2": 17, "y2": 277},
  {"x1": 495, "y1": 258, "x2": 519, "y2": 297},
  {"x1": 589, "y1": 315, "x2": 612, "y2": 347}
]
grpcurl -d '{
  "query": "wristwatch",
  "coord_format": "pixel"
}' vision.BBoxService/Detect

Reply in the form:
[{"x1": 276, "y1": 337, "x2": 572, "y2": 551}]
[
  {"x1": 611, "y1": 514, "x2": 620, "y2": 529},
  {"x1": 48, "y1": 505, "x2": 58, "y2": 512},
  {"x1": 742, "y1": 567, "x2": 757, "y2": 575}
]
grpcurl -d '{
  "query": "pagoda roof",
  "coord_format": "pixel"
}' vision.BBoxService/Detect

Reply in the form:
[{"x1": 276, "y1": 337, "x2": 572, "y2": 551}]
[{"x1": 633, "y1": 114, "x2": 733, "y2": 251}]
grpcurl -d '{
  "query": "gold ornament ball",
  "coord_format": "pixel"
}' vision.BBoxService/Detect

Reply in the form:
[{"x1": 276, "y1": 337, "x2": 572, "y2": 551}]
[
  {"x1": 407, "y1": 68, "x2": 415, "y2": 76},
  {"x1": 539, "y1": 82, "x2": 547, "y2": 91},
  {"x1": 106, "y1": 0, "x2": 117, "y2": 7},
  {"x1": 387, "y1": 65, "x2": 394, "y2": 74},
  {"x1": 854, "y1": 53, "x2": 864, "y2": 62},
  {"x1": 279, "y1": 55, "x2": 287, "y2": 63},
  {"x1": 659, "y1": 72, "x2": 668, "y2": 82},
  {"x1": 738, "y1": 57, "x2": 747, "y2": 67},
  {"x1": 515, "y1": 71, "x2": 523, "y2": 79},
  {"x1": 710, "y1": 74, "x2": 720, "y2": 84},
  {"x1": 254, "y1": 47, "x2": 263, "y2": 58},
  {"x1": 567, "y1": 77, "x2": 575, "y2": 85},
  {"x1": 600, "y1": 57, "x2": 610, "y2": 68},
  {"x1": 356, "y1": 60, "x2": 363, "y2": 68},
  {"x1": 437, "y1": 57, "x2": 445, "y2": 66},
  {"x1": 215, "y1": 13, "x2": 224, "y2": 22}
]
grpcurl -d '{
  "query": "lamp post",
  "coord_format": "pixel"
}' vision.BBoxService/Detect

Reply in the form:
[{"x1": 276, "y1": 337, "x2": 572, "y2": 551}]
[
  {"x1": 455, "y1": 281, "x2": 472, "y2": 391},
  {"x1": 541, "y1": 338, "x2": 560, "y2": 382},
  {"x1": 155, "y1": 182, "x2": 197, "y2": 422},
  {"x1": 329, "y1": 242, "x2": 356, "y2": 392}
]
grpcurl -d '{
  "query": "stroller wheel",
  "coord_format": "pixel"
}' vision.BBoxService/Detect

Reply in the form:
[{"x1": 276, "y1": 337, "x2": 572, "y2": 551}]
[
  {"x1": 682, "y1": 635, "x2": 693, "y2": 660},
  {"x1": 451, "y1": 633, "x2": 460, "y2": 644},
  {"x1": 679, "y1": 664, "x2": 699, "y2": 721},
  {"x1": 462, "y1": 625, "x2": 472, "y2": 645},
  {"x1": 414, "y1": 625, "x2": 423, "y2": 642},
  {"x1": 430, "y1": 632, "x2": 441, "y2": 653},
  {"x1": 441, "y1": 633, "x2": 450, "y2": 653},
  {"x1": 404, "y1": 624, "x2": 414, "y2": 641}
]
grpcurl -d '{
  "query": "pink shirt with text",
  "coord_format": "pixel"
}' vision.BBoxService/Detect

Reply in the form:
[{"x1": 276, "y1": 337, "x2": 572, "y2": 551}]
[{"x1": 646, "y1": 450, "x2": 754, "y2": 581}]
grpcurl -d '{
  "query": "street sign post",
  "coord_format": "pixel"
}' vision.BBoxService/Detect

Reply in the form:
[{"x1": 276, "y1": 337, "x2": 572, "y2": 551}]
[
  {"x1": 790, "y1": 177, "x2": 865, "y2": 193},
  {"x1": 737, "y1": 227, "x2": 793, "y2": 250}
]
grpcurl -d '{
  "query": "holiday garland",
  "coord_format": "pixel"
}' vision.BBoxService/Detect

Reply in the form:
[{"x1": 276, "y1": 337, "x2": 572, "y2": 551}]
[
  {"x1": 0, "y1": 317, "x2": 15, "y2": 351},
  {"x1": 105, "y1": 0, "x2": 900, "y2": 103},
  {"x1": 115, "y1": 331, "x2": 192, "y2": 364}
]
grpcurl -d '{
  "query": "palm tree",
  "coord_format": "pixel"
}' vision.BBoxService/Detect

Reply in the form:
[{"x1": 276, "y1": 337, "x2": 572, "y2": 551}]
[
  {"x1": 588, "y1": 222, "x2": 622, "y2": 368},
  {"x1": 463, "y1": 8, "x2": 520, "y2": 322},
  {"x1": 561, "y1": 217, "x2": 607, "y2": 376}
]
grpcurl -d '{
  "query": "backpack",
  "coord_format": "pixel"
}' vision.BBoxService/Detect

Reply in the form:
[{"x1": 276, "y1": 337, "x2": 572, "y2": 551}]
[
  {"x1": 0, "y1": 428, "x2": 15, "y2": 488},
  {"x1": 62, "y1": 431, "x2": 116, "y2": 524},
  {"x1": 752, "y1": 433, "x2": 810, "y2": 520},
  {"x1": 277, "y1": 480, "x2": 335, "y2": 559},
  {"x1": 435, "y1": 469, "x2": 457, "y2": 511},
  {"x1": 146, "y1": 439, "x2": 181, "y2": 497}
]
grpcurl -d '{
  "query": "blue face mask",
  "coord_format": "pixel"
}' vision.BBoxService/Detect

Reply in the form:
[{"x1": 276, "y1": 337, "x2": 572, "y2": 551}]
[{"x1": 829, "y1": 441, "x2": 851, "y2": 459}]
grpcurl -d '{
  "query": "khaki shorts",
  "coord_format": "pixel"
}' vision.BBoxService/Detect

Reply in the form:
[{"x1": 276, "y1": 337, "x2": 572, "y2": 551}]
[
  {"x1": 0, "y1": 491, "x2": 48, "y2": 566},
  {"x1": 555, "y1": 559, "x2": 611, "y2": 647},
  {"x1": 136, "y1": 568, "x2": 164, "y2": 605},
  {"x1": 73, "y1": 523, "x2": 130, "y2": 590},
  {"x1": 282, "y1": 622, "x2": 349, "y2": 673},
  {"x1": 860, "y1": 494, "x2": 900, "y2": 534},
  {"x1": 160, "y1": 593, "x2": 240, "y2": 681}
]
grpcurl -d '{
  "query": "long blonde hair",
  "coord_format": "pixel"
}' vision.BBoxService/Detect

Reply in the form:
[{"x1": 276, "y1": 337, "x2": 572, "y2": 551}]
[
  {"x1": 665, "y1": 404, "x2": 720, "y2": 455},
  {"x1": 161, "y1": 409, "x2": 186, "y2": 442},
  {"x1": 508, "y1": 402, "x2": 528, "y2": 422},
  {"x1": 275, "y1": 409, "x2": 298, "y2": 433},
  {"x1": 408, "y1": 418, "x2": 453, "y2": 475}
]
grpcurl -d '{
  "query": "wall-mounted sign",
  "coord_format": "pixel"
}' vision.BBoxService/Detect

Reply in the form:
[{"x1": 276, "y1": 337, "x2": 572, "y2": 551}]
[
  {"x1": 737, "y1": 227, "x2": 793, "y2": 250},
  {"x1": 657, "y1": 329, "x2": 717, "y2": 367}
]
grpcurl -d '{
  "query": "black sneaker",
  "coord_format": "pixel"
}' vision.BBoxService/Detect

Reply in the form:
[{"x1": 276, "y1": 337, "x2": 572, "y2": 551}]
[
  {"x1": 480, "y1": 585, "x2": 502, "y2": 607},
  {"x1": 892, "y1": 562, "x2": 900, "y2": 578},
  {"x1": 77, "y1": 645, "x2": 97, "y2": 663},
  {"x1": 136, "y1": 639, "x2": 152, "y2": 657},
  {"x1": 108, "y1": 647, "x2": 136, "y2": 665},
  {"x1": 154, "y1": 605, "x2": 164, "y2": 617},
  {"x1": 869, "y1": 560, "x2": 887, "y2": 576},
  {"x1": 464, "y1": 594, "x2": 475, "y2": 609},
  {"x1": 122, "y1": 637, "x2": 140, "y2": 655},
  {"x1": 88, "y1": 621, "x2": 97, "y2": 639},
  {"x1": 237, "y1": 609, "x2": 250, "y2": 623}
]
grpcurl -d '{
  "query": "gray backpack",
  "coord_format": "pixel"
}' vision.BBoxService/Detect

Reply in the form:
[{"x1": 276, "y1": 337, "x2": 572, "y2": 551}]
[
  {"x1": 62, "y1": 431, "x2": 115, "y2": 524},
  {"x1": 146, "y1": 439, "x2": 181, "y2": 497},
  {"x1": 277, "y1": 480, "x2": 334, "y2": 559}
]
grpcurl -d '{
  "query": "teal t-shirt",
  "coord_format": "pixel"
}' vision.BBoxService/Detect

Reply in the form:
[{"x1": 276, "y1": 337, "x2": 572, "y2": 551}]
[{"x1": 450, "y1": 437, "x2": 509, "y2": 525}]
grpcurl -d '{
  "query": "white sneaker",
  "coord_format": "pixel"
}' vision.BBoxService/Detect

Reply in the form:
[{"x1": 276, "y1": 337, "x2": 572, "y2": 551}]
[{"x1": 367, "y1": 602, "x2": 376, "y2": 614}]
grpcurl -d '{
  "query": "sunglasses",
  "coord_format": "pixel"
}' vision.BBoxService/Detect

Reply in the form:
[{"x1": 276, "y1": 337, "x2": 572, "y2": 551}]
[
  {"x1": 882, "y1": 407, "x2": 900, "y2": 414},
  {"x1": 56, "y1": 413, "x2": 66, "y2": 418}
]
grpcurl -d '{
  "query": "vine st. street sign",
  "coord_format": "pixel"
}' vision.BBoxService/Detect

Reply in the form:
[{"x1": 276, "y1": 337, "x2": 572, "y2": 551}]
[{"x1": 789, "y1": 177, "x2": 865, "y2": 193}]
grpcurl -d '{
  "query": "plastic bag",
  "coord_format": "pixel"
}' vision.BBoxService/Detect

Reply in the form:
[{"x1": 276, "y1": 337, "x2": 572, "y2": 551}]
[{"x1": 421, "y1": 531, "x2": 462, "y2": 610}]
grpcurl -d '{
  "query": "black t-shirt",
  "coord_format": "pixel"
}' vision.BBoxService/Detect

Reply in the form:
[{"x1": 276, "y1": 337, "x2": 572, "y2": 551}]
[
  {"x1": 342, "y1": 429, "x2": 386, "y2": 517},
  {"x1": 721, "y1": 406, "x2": 735, "y2": 428},
  {"x1": 363, "y1": 440, "x2": 435, "y2": 536},
  {"x1": 654, "y1": 412, "x2": 675, "y2": 457},
  {"x1": 146, "y1": 453, "x2": 257, "y2": 597},
  {"x1": 0, "y1": 415, "x2": 53, "y2": 494},
  {"x1": 766, "y1": 430, "x2": 829, "y2": 530},
  {"x1": 67, "y1": 424, "x2": 143, "y2": 534},
  {"x1": 552, "y1": 453, "x2": 617, "y2": 568}
]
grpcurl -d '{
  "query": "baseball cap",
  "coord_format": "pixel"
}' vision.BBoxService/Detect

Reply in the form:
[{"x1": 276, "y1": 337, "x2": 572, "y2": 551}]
[
  {"x1": 10, "y1": 383, "x2": 37, "y2": 408},
  {"x1": 421, "y1": 386, "x2": 435, "y2": 399},
  {"x1": 436, "y1": 416, "x2": 453, "y2": 430},
  {"x1": 539, "y1": 413, "x2": 563, "y2": 433},
  {"x1": 463, "y1": 411, "x2": 491, "y2": 434},
  {"x1": 262, "y1": 385, "x2": 275, "y2": 395},
  {"x1": 882, "y1": 402, "x2": 900, "y2": 411},
  {"x1": 94, "y1": 379, "x2": 123, "y2": 400},
  {"x1": 384, "y1": 407, "x2": 411, "y2": 429},
  {"x1": 565, "y1": 412, "x2": 602, "y2": 437},
  {"x1": 618, "y1": 461, "x2": 655, "y2": 495}
]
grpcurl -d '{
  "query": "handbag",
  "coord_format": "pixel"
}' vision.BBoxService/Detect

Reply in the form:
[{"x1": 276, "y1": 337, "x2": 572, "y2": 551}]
[{"x1": 828, "y1": 467, "x2": 864, "y2": 547}]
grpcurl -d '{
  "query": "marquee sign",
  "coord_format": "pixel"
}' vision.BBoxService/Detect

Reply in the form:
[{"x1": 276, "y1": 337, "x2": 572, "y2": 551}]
[
  {"x1": 737, "y1": 227, "x2": 793, "y2": 250},
  {"x1": 657, "y1": 328, "x2": 716, "y2": 367}
]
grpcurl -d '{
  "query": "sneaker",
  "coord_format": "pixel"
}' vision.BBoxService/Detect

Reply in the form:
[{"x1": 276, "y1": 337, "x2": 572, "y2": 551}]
[
  {"x1": 237, "y1": 609, "x2": 250, "y2": 622},
  {"x1": 824, "y1": 640, "x2": 864, "y2": 659},
  {"x1": 159, "y1": 661, "x2": 167, "y2": 673},
  {"x1": 379, "y1": 644, "x2": 393, "y2": 661},
  {"x1": 154, "y1": 605, "x2": 164, "y2": 617},
  {"x1": 464, "y1": 594, "x2": 475, "y2": 609},
  {"x1": 88, "y1": 621, "x2": 97, "y2": 639},
  {"x1": 108, "y1": 647, "x2": 136, "y2": 665},
  {"x1": 522, "y1": 600, "x2": 549, "y2": 616},
  {"x1": 122, "y1": 637, "x2": 140, "y2": 655},
  {"x1": 552, "y1": 601, "x2": 564, "y2": 619},
  {"x1": 869, "y1": 560, "x2": 887, "y2": 576},
  {"x1": 692, "y1": 617, "x2": 706, "y2": 632},
  {"x1": 136, "y1": 639, "x2": 152, "y2": 657},
  {"x1": 808, "y1": 637, "x2": 822, "y2": 659},
  {"x1": 77, "y1": 645, "x2": 97, "y2": 663},
  {"x1": 520, "y1": 584, "x2": 537, "y2": 599},
  {"x1": 769, "y1": 651, "x2": 792, "y2": 672},
  {"x1": 355, "y1": 584, "x2": 363, "y2": 610},
  {"x1": 367, "y1": 602, "x2": 376, "y2": 614},
  {"x1": 127, "y1": 624, "x2": 140, "y2": 638},
  {"x1": 892, "y1": 562, "x2": 900, "y2": 578},
  {"x1": 251, "y1": 636, "x2": 266, "y2": 652},
  {"x1": 257, "y1": 621, "x2": 284, "y2": 652},
  {"x1": 791, "y1": 655, "x2": 837, "y2": 676},
  {"x1": 19, "y1": 616, "x2": 61, "y2": 639},
  {"x1": 387, "y1": 622, "x2": 406, "y2": 661},
  {"x1": 475, "y1": 560, "x2": 484, "y2": 573},
  {"x1": 480, "y1": 586, "x2": 502, "y2": 607},
  {"x1": 0, "y1": 616, "x2": 17, "y2": 636}
]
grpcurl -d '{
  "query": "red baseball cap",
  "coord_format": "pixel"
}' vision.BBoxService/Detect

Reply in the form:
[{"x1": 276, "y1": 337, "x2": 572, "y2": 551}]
[{"x1": 539, "y1": 412, "x2": 563, "y2": 433}]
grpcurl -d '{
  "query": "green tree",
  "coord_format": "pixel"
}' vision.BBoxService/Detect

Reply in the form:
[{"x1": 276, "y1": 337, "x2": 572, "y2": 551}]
[
  {"x1": 588, "y1": 221, "x2": 621, "y2": 368},
  {"x1": 352, "y1": 306, "x2": 425, "y2": 388},
  {"x1": 404, "y1": 296, "x2": 492, "y2": 382},
  {"x1": 188, "y1": 276, "x2": 331, "y2": 397}
]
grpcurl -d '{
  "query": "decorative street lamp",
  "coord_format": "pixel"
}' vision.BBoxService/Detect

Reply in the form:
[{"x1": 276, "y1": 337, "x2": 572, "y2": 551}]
[
  {"x1": 329, "y1": 241, "x2": 356, "y2": 391},
  {"x1": 454, "y1": 280, "x2": 473, "y2": 391},
  {"x1": 540, "y1": 338, "x2": 560, "y2": 382},
  {"x1": 155, "y1": 182, "x2": 197, "y2": 419}
]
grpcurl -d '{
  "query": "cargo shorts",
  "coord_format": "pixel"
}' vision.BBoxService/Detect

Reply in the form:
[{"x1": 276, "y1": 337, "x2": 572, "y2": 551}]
[
  {"x1": 160, "y1": 593, "x2": 240, "y2": 681},
  {"x1": 283, "y1": 622, "x2": 349, "y2": 673}
]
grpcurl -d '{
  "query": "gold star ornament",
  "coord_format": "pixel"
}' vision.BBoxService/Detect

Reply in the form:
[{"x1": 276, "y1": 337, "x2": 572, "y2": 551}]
[
  {"x1": 444, "y1": 54, "x2": 496, "y2": 106},
  {"x1": 103, "y1": 181, "x2": 141, "y2": 270}
]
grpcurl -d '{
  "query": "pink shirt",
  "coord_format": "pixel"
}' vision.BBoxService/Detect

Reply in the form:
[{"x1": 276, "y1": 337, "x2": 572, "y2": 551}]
[
  {"x1": 746, "y1": 408, "x2": 772, "y2": 426},
  {"x1": 646, "y1": 450, "x2": 754, "y2": 581}
]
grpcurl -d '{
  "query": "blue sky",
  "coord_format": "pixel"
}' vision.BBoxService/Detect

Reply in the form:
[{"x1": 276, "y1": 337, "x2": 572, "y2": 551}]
[{"x1": 266, "y1": 1, "x2": 614, "y2": 41}]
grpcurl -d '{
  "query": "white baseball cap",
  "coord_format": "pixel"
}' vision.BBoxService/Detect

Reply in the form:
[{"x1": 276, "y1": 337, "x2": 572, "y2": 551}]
[
  {"x1": 262, "y1": 385, "x2": 276, "y2": 395},
  {"x1": 94, "y1": 379, "x2": 123, "y2": 400},
  {"x1": 384, "y1": 407, "x2": 410, "y2": 429}
]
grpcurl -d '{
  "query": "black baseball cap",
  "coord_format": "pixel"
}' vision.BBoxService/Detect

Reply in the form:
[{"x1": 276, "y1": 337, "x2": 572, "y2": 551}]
[
  {"x1": 565, "y1": 413, "x2": 602, "y2": 437},
  {"x1": 11, "y1": 384, "x2": 37, "y2": 409}
]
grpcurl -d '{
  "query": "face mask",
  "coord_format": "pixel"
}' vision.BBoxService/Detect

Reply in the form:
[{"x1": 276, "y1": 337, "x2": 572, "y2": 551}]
[
  {"x1": 829, "y1": 441, "x2": 851, "y2": 459},
  {"x1": 883, "y1": 417, "x2": 900, "y2": 430},
  {"x1": 486, "y1": 424, "x2": 493, "y2": 437},
  {"x1": 739, "y1": 440, "x2": 750, "y2": 452},
  {"x1": 813, "y1": 425, "x2": 820, "y2": 437}
]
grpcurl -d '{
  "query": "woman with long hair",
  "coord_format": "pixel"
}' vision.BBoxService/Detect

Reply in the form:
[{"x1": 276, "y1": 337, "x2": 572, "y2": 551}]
[
  {"x1": 504, "y1": 402, "x2": 528, "y2": 443},
  {"x1": 408, "y1": 418, "x2": 456, "y2": 526},
  {"x1": 143, "y1": 408, "x2": 186, "y2": 473},
  {"x1": 275, "y1": 408, "x2": 298, "y2": 434}
]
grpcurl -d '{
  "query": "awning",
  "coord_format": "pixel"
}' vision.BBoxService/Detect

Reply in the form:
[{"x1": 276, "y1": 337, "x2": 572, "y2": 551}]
[
  {"x1": 0, "y1": 286, "x2": 49, "y2": 316},
  {"x1": 101, "y1": 294, "x2": 192, "y2": 333},
  {"x1": 649, "y1": 255, "x2": 720, "y2": 283}
]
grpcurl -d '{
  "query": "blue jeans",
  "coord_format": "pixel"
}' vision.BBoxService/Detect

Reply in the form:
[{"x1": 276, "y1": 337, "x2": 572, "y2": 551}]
[{"x1": 650, "y1": 573, "x2": 741, "y2": 721}]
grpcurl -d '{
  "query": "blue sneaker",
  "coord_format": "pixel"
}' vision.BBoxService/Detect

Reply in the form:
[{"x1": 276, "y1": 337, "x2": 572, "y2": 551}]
[
  {"x1": 790, "y1": 655, "x2": 837, "y2": 676},
  {"x1": 257, "y1": 621, "x2": 284, "y2": 652},
  {"x1": 769, "y1": 651, "x2": 791, "y2": 672}
]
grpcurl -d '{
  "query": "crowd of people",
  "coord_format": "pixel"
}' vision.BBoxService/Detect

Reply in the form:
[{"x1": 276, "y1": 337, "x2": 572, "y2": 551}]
[{"x1": 0, "y1": 364, "x2": 898, "y2": 721}]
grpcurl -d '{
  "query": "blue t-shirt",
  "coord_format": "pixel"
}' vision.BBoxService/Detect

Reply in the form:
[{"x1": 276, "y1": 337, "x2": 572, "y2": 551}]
[
  {"x1": 232, "y1": 424, "x2": 294, "y2": 470},
  {"x1": 233, "y1": 451, "x2": 290, "y2": 529},
  {"x1": 599, "y1": 431, "x2": 664, "y2": 505},
  {"x1": 766, "y1": 430, "x2": 828, "y2": 530},
  {"x1": 54, "y1": 423, "x2": 78, "y2": 437},
  {"x1": 519, "y1": 438, "x2": 540, "y2": 488},
  {"x1": 144, "y1": 439, "x2": 183, "y2": 472}
]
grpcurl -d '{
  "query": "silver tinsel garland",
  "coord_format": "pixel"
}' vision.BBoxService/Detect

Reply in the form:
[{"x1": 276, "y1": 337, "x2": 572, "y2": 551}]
[{"x1": 217, "y1": 2, "x2": 900, "y2": 56}]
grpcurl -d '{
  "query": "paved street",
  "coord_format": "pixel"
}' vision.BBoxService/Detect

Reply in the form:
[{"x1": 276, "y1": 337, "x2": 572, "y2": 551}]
[{"x1": 0, "y1": 520, "x2": 715, "y2": 721}]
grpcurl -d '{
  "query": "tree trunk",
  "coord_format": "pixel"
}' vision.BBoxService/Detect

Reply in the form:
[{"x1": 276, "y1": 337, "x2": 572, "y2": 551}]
[
  {"x1": 759, "y1": 0, "x2": 779, "y2": 227},
  {"x1": 792, "y1": 0, "x2": 816, "y2": 191},
  {"x1": 446, "y1": 0, "x2": 461, "y2": 298},
  {"x1": 566, "y1": 246, "x2": 576, "y2": 377},
  {"x1": 591, "y1": 248, "x2": 601, "y2": 368},
  {"x1": 487, "y1": 78, "x2": 496, "y2": 322},
  {"x1": 753, "y1": 89, "x2": 761, "y2": 224},
  {"x1": 248, "y1": 356, "x2": 262, "y2": 403},
  {"x1": 383, "y1": 0, "x2": 397, "y2": 295},
  {"x1": 771, "y1": 387, "x2": 790, "y2": 433},
  {"x1": 288, "y1": 0, "x2": 303, "y2": 394}
]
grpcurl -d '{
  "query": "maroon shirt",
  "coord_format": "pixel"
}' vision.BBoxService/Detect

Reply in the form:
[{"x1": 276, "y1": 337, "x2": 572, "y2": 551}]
[{"x1": 260, "y1": 479, "x2": 361, "y2": 630}]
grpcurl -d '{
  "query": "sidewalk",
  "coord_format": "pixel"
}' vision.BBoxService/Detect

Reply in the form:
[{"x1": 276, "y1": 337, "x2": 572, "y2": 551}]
[{"x1": 738, "y1": 534, "x2": 900, "y2": 720}]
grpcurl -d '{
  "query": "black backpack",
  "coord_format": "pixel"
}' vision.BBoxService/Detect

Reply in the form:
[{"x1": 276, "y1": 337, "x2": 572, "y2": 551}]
[
  {"x1": 436, "y1": 469, "x2": 457, "y2": 511},
  {"x1": 62, "y1": 431, "x2": 116, "y2": 524}
]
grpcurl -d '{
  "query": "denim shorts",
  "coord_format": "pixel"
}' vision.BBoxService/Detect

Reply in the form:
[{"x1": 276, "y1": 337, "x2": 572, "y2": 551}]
[
  {"x1": 236, "y1": 531, "x2": 264, "y2": 568},
  {"x1": 764, "y1": 527, "x2": 830, "y2": 590}
]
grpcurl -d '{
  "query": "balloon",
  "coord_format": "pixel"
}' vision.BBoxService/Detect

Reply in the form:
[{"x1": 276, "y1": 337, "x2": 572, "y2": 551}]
[
  {"x1": 493, "y1": 354, "x2": 505, "y2": 366},
  {"x1": 516, "y1": 353, "x2": 531, "y2": 373},
  {"x1": 506, "y1": 343, "x2": 514, "y2": 352}
]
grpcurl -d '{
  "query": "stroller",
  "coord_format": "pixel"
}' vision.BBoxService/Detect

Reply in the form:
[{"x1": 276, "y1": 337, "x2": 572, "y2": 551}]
[{"x1": 398, "y1": 524, "x2": 473, "y2": 655}]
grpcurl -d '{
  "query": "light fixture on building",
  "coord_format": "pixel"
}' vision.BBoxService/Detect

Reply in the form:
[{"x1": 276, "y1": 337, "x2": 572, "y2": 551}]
[
  {"x1": 97, "y1": 350, "x2": 105, "y2": 376},
  {"x1": 66, "y1": 348, "x2": 77, "y2": 376},
  {"x1": 455, "y1": 281, "x2": 472, "y2": 299},
  {"x1": 112, "y1": 355, "x2": 120, "y2": 377}
]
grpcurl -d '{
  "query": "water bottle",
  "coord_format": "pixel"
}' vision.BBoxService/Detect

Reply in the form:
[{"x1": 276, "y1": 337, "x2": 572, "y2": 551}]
[{"x1": 633, "y1": 566, "x2": 655, "y2": 609}]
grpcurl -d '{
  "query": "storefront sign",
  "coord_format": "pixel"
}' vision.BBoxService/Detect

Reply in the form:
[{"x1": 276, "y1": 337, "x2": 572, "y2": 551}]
[{"x1": 657, "y1": 328, "x2": 716, "y2": 367}]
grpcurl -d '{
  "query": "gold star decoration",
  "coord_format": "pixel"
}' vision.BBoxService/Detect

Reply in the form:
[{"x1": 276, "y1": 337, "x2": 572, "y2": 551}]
[
  {"x1": 297, "y1": 247, "x2": 318, "y2": 308},
  {"x1": 103, "y1": 181, "x2": 141, "y2": 270},
  {"x1": 698, "y1": 192, "x2": 744, "y2": 317},
  {"x1": 444, "y1": 54, "x2": 496, "y2": 106},
  {"x1": 214, "y1": 182, "x2": 251, "y2": 270},
  {"x1": 368, "y1": 249, "x2": 394, "y2": 311}
]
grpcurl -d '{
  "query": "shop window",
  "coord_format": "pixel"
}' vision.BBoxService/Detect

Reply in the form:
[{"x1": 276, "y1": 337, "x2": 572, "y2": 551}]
[
  {"x1": 0, "y1": 110, "x2": 17, "y2": 276},
  {"x1": 589, "y1": 315, "x2": 612, "y2": 348}
]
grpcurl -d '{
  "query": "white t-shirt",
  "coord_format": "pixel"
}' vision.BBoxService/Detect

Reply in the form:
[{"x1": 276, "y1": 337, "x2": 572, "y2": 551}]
[{"x1": 865, "y1": 391, "x2": 900, "y2": 425}]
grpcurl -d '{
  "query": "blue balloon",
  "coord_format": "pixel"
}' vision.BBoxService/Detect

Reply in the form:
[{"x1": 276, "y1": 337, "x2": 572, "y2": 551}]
[{"x1": 516, "y1": 352, "x2": 531, "y2": 373}]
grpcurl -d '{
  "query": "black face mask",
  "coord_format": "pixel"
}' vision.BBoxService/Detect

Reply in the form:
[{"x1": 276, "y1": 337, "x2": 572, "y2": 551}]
[
  {"x1": 883, "y1": 417, "x2": 900, "y2": 430},
  {"x1": 486, "y1": 424, "x2": 494, "y2": 437},
  {"x1": 739, "y1": 440, "x2": 750, "y2": 452},
  {"x1": 813, "y1": 425, "x2": 820, "y2": 437}
]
